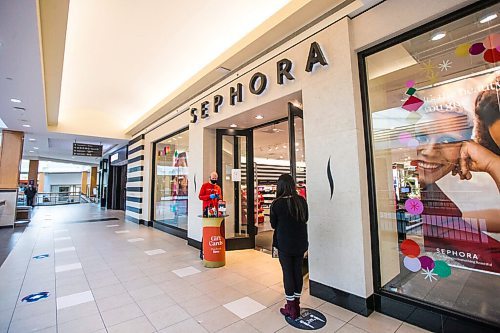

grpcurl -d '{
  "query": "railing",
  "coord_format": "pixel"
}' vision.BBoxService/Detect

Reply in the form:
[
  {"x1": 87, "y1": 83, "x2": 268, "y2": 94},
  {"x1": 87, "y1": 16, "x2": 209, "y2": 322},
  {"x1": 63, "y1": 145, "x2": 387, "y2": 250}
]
[{"x1": 17, "y1": 192, "x2": 82, "y2": 206}]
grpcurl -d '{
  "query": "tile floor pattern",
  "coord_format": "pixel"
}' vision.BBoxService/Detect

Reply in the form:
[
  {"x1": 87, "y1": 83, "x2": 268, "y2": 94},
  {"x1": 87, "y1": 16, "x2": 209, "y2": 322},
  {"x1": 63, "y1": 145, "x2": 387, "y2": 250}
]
[{"x1": 0, "y1": 204, "x2": 431, "y2": 333}]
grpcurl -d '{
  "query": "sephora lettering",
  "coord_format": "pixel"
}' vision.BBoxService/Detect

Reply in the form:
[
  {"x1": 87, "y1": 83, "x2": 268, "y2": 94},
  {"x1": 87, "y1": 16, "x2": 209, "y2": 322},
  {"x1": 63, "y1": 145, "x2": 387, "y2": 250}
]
[{"x1": 190, "y1": 41, "x2": 327, "y2": 123}]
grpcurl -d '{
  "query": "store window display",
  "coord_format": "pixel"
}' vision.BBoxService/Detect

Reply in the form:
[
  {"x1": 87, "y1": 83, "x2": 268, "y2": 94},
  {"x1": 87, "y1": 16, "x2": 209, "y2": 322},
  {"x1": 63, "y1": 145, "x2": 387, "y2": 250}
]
[
  {"x1": 153, "y1": 130, "x2": 189, "y2": 230},
  {"x1": 364, "y1": 3, "x2": 500, "y2": 325}
]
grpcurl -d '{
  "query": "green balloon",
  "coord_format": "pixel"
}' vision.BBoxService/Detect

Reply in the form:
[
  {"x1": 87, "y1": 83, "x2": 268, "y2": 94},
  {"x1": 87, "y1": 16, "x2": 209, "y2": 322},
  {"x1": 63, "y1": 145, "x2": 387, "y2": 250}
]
[{"x1": 433, "y1": 260, "x2": 451, "y2": 278}]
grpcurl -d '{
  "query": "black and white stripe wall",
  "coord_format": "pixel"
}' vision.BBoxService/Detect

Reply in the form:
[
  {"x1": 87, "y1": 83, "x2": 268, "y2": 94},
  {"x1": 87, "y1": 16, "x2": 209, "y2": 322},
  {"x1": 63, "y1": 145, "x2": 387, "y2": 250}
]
[{"x1": 125, "y1": 134, "x2": 145, "y2": 224}]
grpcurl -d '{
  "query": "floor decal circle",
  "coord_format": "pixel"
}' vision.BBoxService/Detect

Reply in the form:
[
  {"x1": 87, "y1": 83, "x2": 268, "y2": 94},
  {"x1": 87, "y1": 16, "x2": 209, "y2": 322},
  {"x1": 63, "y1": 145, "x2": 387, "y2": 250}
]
[
  {"x1": 21, "y1": 292, "x2": 50, "y2": 303},
  {"x1": 285, "y1": 308, "x2": 327, "y2": 330}
]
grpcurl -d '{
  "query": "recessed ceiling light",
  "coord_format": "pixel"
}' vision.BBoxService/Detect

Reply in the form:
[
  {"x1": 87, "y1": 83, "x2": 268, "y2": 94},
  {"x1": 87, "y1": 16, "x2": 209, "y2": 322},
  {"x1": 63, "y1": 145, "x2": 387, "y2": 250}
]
[
  {"x1": 10, "y1": 98, "x2": 21, "y2": 103},
  {"x1": 178, "y1": 136, "x2": 182, "y2": 139},
  {"x1": 33, "y1": 147, "x2": 39, "y2": 150},
  {"x1": 431, "y1": 31, "x2": 446, "y2": 41},
  {"x1": 230, "y1": 124, "x2": 238, "y2": 128},
  {"x1": 295, "y1": 142, "x2": 299, "y2": 146},
  {"x1": 279, "y1": 155, "x2": 283, "y2": 159},
  {"x1": 282, "y1": 145, "x2": 287, "y2": 149},
  {"x1": 29, "y1": 150, "x2": 34, "y2": 153},
  {"x1": 255, "y1": 115, "x2": 264, "y2": 120},
  {"x1": 22, "y1": 124, "x2": 31, "y2": 128},
  {"x1": 480, "y1": 13, "x2": 497, "y2": 24},
  {"x1": 29, "y1": 138, "x2": 36, "y2": 141},
  {"x1": 296, "y1": 148, "x2": 299, "y2": 151}
]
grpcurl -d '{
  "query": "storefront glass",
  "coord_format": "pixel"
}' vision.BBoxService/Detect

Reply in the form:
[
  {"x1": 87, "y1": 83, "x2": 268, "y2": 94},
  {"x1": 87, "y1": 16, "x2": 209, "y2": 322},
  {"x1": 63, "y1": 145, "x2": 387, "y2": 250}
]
[
  {"x1": 364, "y1": 4, "x2": 499, "y2": 324},
  {"x1": 153, "y1": 129, "x2": 189, "y2": 230}
]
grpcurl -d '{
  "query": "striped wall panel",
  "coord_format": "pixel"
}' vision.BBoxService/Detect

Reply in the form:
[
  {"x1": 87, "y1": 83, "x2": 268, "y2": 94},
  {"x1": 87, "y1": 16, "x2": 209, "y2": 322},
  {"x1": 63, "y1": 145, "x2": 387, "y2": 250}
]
[{"x1": 125, "y1": 135, "x2": 145, "y2": 224}]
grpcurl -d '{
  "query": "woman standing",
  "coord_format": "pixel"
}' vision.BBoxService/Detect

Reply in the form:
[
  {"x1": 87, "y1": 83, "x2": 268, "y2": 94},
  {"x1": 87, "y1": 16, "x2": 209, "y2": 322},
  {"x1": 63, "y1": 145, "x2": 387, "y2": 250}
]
[{"x1": 271, "y1": 174, "x2": 309, "y2": 320}]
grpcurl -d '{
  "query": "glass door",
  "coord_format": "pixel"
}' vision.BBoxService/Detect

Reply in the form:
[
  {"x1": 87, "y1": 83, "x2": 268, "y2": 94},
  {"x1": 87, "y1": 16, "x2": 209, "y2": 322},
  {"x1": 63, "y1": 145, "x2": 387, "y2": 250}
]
[
  {"x1": 288, "y1": 102, "x2": 305, "y2": 182},
  {"x1": 216, "y1": 129, "x2": 255, "y2": 250}
]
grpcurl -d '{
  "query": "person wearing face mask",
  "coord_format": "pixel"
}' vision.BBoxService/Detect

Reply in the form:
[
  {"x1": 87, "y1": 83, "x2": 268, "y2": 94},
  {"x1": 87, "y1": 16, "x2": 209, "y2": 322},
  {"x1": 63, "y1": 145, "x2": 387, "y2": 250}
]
[
  {"x1": 198, "y1": 171, "x2": 222, "y2": 215},
  {"x1": 198, "y1": 171, "x2": 222, "y2": 259}
]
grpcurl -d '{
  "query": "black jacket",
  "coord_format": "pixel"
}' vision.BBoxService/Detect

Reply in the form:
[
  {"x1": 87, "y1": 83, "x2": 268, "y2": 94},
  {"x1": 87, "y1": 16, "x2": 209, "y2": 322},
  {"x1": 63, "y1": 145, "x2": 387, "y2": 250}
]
[
  {"x1": 25, "y1": 187, "x2": 37, "y2": 198},
  {"x1": 270, "y1": 195, "x2": 308, "y2": 256}
]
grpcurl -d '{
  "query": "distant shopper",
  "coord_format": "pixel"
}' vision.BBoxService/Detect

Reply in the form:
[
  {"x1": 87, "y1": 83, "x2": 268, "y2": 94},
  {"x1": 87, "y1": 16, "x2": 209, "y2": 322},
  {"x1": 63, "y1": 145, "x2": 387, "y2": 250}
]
[
  {"x1": 25, "y1": 183, "x2": 37, "y2": 207},
  {"x1": 271, "y1": 174, "x2": 308, "y2": 320},
  {"x1": 198, "y1": 171, "x2": 223, "y2": 259}
]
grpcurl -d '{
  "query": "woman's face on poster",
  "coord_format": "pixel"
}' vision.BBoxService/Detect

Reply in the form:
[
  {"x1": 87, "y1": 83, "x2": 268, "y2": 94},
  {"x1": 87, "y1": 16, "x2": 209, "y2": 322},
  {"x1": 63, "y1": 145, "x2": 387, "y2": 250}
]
[{"x1": 413, "y1": 113, "x2": 470, "y2": 187}]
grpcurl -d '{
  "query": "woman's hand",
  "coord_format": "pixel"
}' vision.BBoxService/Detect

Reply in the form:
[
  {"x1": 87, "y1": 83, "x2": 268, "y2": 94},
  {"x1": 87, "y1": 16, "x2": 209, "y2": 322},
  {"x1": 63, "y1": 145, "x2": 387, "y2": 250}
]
[{"x1": 455, "y1": 140, "x2": 500, "y2": 189}]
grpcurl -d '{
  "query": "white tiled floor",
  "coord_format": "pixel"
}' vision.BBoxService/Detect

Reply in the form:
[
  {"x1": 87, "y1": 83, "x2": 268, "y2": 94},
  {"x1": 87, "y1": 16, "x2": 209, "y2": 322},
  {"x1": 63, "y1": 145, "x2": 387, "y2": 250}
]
[
  {"x1": 172, "y1": 266, "x2": 201, "y2": 277},
  {"x1": 144, "y1": 249, "x2": 166, "y2": 256},
  {"x1": 0, "y1": 204, "x2": 432, "y2": 333}
]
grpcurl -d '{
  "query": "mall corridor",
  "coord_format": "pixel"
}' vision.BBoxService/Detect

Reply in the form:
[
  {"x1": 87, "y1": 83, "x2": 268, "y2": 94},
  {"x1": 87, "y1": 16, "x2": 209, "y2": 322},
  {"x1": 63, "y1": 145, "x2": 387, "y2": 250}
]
[{"x1": 0, "y1": 204, "x2": 425, "y2": 333}]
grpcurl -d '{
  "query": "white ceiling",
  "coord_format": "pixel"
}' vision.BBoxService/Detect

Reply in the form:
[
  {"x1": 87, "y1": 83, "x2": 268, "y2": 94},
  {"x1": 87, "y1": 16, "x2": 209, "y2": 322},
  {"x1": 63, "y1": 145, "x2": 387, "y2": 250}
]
[
  {"x1": 0, "y1": 0, "x2": 385, "y2": 165},
  {"x1": 57, "y1": 0, "x2": 291, "y2": 138}
]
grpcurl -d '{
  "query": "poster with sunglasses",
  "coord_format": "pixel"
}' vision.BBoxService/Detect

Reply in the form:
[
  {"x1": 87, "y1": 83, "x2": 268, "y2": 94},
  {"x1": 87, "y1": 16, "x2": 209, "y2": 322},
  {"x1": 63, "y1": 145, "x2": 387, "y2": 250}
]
[{"x1": 390, "y1": 71, "x2": 500, "y2": 275}]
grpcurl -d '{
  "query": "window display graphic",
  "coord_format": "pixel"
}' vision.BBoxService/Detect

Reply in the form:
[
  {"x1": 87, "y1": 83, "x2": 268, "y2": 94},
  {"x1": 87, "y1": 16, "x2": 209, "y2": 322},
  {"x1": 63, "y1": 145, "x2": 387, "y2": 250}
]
[
  {"x1": 365, "y1": 4, "x2": 500, "y2": 324},
  {"x1": 463, "y1": 34, "x2": 500, "y2": 63},
  {"x1": 401, "y1": 81, "x2": 424, "y2": 112},
  {"x1": 401, "y1": 239, "x2": 451, "y2": 282},
  {"x1": 153, "y1": 131, "x2": 189, "y2": 230}
]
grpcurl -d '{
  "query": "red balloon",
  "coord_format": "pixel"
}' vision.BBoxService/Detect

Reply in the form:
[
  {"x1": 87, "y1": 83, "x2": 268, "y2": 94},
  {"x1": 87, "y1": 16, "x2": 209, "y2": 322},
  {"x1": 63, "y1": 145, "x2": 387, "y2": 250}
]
[
  {"x1": 401, "y1": 239, "x2": 420, "y2": 258},
  {"x1": 483, "y1": 48, "x2": 500, "y2": 63}
]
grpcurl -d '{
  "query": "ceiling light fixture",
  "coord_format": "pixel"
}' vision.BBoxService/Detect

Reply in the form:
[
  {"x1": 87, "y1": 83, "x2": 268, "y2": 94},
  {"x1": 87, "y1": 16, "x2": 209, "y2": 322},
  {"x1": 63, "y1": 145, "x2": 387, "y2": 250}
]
[
  {"x1": 22, "y1": 124, "x2": 31, "y2": 128},
  {"x1": 431, "y1": 31, "x2": 446, "y2": 41},
  {"x1": 33, "y1": 147, "x2": 39, "y2": 150},
  {"x1": 29, "y1": 150, "x2": 34, "y2": 153},
  {"x1": 29, "y1": 138, "x2": 36, "y2": 141},
  {"x1": 480, "y1": 13, "x2": 498, "y2": 23},
  {"x1": 255, "y1": 115, "x2": 264, "y2": 120},
  {"x1": 230, "y1": 124, "x2": 238, "y2": 128},
  {"x1": 10, "y1": 98, "x2": 21, "y2": 103}
]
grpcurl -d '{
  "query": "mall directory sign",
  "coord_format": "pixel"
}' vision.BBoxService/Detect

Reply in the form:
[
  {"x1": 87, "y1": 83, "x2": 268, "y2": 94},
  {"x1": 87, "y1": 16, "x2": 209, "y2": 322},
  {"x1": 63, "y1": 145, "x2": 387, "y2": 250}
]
[{"x1": 72, "y1": 143, "x2": 103, "y2": 157}]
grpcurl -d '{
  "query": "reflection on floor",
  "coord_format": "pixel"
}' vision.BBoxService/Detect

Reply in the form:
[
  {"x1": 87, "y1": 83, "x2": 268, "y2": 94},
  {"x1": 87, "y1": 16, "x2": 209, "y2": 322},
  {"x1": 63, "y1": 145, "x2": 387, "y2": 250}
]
[
  {"x1": 0, "y1": 226, "x2": 25, "y2": 266},
  {"x1": 0, "y1": 204, "x2": 429, "y2": 333}
]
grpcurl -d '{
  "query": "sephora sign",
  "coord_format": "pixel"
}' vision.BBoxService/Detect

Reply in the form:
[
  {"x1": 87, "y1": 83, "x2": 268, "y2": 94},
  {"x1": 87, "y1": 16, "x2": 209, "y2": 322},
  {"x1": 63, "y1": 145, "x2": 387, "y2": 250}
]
[{"x1": 190, "y1": 41, "x2": 328, "y2": 123}]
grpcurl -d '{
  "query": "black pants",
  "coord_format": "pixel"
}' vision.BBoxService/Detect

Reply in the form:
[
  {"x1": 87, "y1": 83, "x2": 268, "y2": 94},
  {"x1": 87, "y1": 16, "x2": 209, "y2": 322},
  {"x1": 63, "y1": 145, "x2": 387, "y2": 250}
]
[
  {"x1": 278, "y1": 252, "x2": 304, "y2": 297},
  {"x1": 27, "y1": 197, "x2": 34, "y2": 207}
]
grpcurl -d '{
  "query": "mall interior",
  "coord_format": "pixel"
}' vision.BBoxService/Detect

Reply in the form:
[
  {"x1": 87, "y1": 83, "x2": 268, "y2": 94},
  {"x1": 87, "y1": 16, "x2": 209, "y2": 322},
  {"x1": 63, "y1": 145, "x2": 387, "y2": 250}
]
[{"x1": 0, "y1": 0, "x2": 499, "y2": 332}]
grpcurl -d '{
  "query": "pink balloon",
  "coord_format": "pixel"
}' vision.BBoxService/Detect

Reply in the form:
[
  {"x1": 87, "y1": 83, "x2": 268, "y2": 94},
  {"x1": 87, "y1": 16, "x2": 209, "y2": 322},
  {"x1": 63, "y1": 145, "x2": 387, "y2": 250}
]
[
  {"x1": 483, "y1": 33, "x2": 500, "y2": 49},
  {"x1": 405, "y1": 198, "x2": 424, "y2": 215},
  {"x1": 406, "y1": 80, "x2": 415, "y2": 88}
]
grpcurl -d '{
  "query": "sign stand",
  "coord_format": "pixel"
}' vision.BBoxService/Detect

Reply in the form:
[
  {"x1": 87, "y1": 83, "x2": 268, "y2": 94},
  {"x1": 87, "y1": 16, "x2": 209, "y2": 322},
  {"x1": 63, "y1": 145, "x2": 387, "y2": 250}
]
[{"x1": 200, "y1": 216, "x2": 227, "y2": 268}]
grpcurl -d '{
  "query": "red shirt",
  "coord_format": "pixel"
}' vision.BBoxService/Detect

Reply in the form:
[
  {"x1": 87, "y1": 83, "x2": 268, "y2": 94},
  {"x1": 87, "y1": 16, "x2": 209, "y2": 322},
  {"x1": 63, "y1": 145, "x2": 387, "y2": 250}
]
[{"x1": 198, "y1": 182, "x2": 222, "y2": 211}]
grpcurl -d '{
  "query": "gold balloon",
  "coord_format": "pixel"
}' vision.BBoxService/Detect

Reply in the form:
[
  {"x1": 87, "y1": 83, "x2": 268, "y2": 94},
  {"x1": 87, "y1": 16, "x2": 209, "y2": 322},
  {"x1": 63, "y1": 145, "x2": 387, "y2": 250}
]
[{"x1": 455, "y1": 43, "x2": 471, "y2": 57}]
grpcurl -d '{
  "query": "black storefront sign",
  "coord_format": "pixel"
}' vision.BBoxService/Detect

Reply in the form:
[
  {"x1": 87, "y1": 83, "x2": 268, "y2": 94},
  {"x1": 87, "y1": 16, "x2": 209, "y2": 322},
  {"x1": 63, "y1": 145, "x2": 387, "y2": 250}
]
[
  {"x1": 190, "y1": 41, "x2": 328, "y2": 124},
  {"x1": 73, "y1": 143, "x2": 103, "y2": 157}
]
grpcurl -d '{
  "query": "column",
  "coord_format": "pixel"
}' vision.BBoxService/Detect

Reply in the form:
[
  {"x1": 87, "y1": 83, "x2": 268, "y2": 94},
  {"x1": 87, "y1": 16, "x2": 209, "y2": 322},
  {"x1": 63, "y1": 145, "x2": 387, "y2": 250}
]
[
  {"x1": 0, "y1": 130, "x2": 24, "y2": 226},
  {"x1": 81, "y1": 171, "x2": 88, "y2": 195},
  {"x1": 90, "y1": 167, "x2": 97, "y2": 197},
  {"x1": 28, "y1": 160, "x2": 39, "y2": 187}
]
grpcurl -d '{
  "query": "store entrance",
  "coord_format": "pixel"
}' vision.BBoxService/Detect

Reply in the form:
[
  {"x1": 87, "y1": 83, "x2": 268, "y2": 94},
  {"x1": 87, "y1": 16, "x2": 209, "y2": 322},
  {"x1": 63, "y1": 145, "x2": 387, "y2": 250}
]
[{"x1": 215, "y1": 98, "x2": 306, "y2": 252}]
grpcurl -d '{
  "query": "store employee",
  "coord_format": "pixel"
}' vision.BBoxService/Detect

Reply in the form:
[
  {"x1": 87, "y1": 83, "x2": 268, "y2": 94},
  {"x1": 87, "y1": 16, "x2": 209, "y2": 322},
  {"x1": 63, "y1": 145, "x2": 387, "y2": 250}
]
[
  {"x1": 198, "y1": 171, "x2": 223, "y2": 259},
  {"x1": 198, "y1": 171, "x2": 223, "y2": 215}
]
